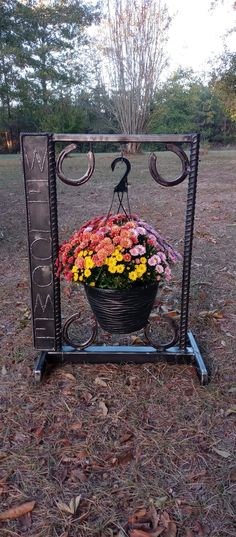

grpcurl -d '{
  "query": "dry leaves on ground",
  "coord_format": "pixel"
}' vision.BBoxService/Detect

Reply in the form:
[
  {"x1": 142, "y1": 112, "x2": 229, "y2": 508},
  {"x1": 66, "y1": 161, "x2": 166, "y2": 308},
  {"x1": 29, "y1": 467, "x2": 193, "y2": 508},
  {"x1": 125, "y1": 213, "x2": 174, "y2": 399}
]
[
  {"x1": 0, "y1": 501, "x2": 35, "y2": 521},
  {"x1": 126, "y1": 507, "x2": 177, "y2": 537}
]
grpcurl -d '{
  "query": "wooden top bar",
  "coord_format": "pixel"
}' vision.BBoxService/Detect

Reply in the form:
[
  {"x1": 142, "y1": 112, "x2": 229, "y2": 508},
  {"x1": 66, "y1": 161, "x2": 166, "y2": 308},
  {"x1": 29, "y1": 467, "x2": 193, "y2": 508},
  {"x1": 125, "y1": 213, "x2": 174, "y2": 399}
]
[{"x1": 53, "y1": 133, "x2": 194, "y2": 143}]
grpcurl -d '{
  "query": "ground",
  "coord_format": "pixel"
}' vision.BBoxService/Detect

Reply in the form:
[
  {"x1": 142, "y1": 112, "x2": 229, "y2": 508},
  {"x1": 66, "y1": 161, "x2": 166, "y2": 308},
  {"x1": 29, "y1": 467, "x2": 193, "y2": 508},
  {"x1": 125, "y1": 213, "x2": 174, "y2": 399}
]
[{"x1": 0, "y1": 149, "x2": 235, "y2": 537}]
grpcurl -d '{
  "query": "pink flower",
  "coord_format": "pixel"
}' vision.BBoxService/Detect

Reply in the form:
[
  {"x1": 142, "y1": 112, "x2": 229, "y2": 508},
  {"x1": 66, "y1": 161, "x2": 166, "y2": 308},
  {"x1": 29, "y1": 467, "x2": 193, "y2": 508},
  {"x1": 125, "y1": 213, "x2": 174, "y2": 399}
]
[
  {"x1": 135, "y1": 259, "x2": 140, "y2": 264},
  {"x1": 65, "y1": 272, "x2": 73, "y2": 282},
  {"x1": 124, "y1": 253, "x2": 131, "y2": 262},
  {"x1": 97, "y1": 248, "x2": 107, "y2": 261},
  {"x1": 156, "y1": 264, "x2": 164, "y2": 274},
  {"x1": 75, "y1": 257, "x2": 84, "y2": 269},
  {"x1": 113, "y1": 236, "x2": 121, "y2": 245},
  {"x1": 136, "y1": 245, "x2": 146, "y2": 255},
  {"x1": 120, "y1": 238, "x2": 132, "y2": 248},
  {"x1": 136, "y1": 226, "x2": 146, "y2": 235},
  {"x1": 130, "y1": 247, "x2": 139, "y2": 256},
  {"x1": 148, "y1": 255, "x2": 160, "y2": 266}
]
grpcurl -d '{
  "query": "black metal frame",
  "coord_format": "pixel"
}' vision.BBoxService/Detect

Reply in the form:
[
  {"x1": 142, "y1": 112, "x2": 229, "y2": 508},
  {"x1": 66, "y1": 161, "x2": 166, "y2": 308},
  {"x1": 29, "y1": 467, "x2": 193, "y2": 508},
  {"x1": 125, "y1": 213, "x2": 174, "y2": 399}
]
[{"x1": 21, "y1": 132, "x2": 209, "y2": 385}]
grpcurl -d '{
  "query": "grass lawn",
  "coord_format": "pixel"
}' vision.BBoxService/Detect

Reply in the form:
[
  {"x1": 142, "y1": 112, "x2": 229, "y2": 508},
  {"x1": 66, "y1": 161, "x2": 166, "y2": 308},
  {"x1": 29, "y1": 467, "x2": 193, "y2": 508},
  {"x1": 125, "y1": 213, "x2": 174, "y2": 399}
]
[{"x1": 0, "y1": 149, "x2": 236, "y2": 536}]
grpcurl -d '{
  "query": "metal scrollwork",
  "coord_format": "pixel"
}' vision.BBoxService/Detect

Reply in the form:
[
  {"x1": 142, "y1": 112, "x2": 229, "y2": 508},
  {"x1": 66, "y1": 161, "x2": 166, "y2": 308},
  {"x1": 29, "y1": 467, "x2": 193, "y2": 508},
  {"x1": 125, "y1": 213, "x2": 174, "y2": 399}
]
[
  {"x1": 63, "y1": 312, "x2": 98, "y2": 350},
  {"x1": 56, "y1": 143, "x2": 95, "y2": 186},
  {"x1": 144, "y1": 313, "x2": 179, "y2": 350},
  {"x1": 149, "y1": 143, "x2": 190, "y2": 187}
]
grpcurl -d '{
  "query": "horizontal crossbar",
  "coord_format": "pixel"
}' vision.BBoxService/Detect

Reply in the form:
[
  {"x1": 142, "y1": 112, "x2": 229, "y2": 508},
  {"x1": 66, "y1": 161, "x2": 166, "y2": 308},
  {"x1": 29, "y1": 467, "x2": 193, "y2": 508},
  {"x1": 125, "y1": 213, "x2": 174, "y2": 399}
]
[
  {"x1": 52, "y1": 133, "x2": 194, "y2": 143},
  {"x1": 34, "y1": 332, "x2": 209, "y2": 386}
]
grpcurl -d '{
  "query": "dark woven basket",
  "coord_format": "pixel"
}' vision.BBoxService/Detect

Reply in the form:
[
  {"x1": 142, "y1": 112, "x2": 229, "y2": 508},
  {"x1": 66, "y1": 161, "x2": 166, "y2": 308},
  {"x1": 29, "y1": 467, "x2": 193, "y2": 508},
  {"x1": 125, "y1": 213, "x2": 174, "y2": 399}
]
[{"x1": 84, "y1": 283, "x2": 158, "y2": 334}]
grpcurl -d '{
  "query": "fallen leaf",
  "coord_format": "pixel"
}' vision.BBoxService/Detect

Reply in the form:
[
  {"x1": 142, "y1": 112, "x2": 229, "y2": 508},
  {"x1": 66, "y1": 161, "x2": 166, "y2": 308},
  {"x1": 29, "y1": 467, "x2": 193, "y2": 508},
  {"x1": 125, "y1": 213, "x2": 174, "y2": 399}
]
[
  {"x1": 69, "y1": 468, "x2": 87, "y2": 483},
  {"x1": 229, "y1": 468, "x2": 236, "y2": 482},
  {"x1": 61, "y1": 372, "x2": 76, "y2": 382},
  {"x1": 95, "y1": 377, "x2": 108, "y2": 387},
  {"x1": 163, "y1": 521, "x2": 177, "y2": 537},
  {"x1": 0, "y1": 501, "x2": 35, "y2": 521},
  {"x1": 82, "y1": 391, "x2": 93, "y2": 403},
  {"x1": 0, "y1": 452, "x2": 8, "y2": 460},
  {"x1": 128, "y1": 508, "x2": 147, "y2": 525},
  {"x1": 56, "y1": 501, "x2": 73, "y2": 515},
  {"x1": 199, "y1": 309, "x2": 224, "y2": 320},
  {"x1": 56, "y1": 495, "x2": 81, "y2": 515},
  {"x1": 98, "y1": 401, "x2": 108, "y2": 417},
  {"x1": 120, "y1": 432, "x2": 134, "y2": 444},
  {"x1": 212, "y1": 447, "x2": 231, "y2": 458},
  {"x1": 128, "y1": 506, "x2": 160, "y2": 533},
  {"x1": 69, "y1": 495, "x2": 81, "y2": 515},
  {"x1": 166, "y1": 310, "x2": 180, "y2": 319},
  {"x1": 117, "y1": 450, "x2": 134, "y2": 465},
  {"x1": 225, "y1": 406, "x2": 236, "y2": 417},
  {"x1": 131, "y1": 336, "x2": 144, "y2": 345},
  {"x1": 70, "y1": 421, "x2": 83, "y2": 431},
  {"x1": 160, "y1": 512, "x2": 170, "y2": 529}
]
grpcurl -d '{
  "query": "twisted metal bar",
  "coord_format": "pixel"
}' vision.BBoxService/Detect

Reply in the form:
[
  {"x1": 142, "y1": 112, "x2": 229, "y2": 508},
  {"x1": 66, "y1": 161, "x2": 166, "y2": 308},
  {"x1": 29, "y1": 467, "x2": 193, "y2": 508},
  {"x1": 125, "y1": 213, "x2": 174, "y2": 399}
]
[
  {"x1": 63, "y1": 313, "x2": 98, "y2": 350},
  {"x1": 180, "y1": 133, "x2": 200, "y2": 349},
  {"x1": 149, "y1": 143, "x2": 190, "y2": 187},
  {"x1": 144, "y1": 314, "x2": 179, "y2": 350},
  {"x1": 56, "y1": 143, "x2": 95, "y2": 186},
  {"x1": 48, "y1": 135, "x2": 62, "y2": 351}
]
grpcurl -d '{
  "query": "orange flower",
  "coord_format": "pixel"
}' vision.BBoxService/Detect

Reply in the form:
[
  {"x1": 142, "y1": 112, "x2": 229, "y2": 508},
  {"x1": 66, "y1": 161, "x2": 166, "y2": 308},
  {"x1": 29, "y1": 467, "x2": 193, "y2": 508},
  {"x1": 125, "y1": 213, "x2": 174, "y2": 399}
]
[
  {"x1": 120, "y1": 238, "x2": 132, "y2": 249},
  {"x1": 123, "y1": 253, "x2": 131, "y2": 262}
]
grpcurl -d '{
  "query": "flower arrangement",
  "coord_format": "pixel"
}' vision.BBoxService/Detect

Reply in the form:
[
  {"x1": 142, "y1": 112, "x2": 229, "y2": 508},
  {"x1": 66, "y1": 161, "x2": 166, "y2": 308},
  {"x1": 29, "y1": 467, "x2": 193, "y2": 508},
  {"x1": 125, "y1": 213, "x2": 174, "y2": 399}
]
[{"x1": 56, "y1": 214, "x2": 181, "y2": 290}]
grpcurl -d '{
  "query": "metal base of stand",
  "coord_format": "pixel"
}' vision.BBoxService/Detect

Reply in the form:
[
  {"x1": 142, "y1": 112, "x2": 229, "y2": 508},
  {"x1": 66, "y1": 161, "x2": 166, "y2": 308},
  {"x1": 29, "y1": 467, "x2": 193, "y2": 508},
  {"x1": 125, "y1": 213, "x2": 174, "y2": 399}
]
[{"x1": 34, "y1": 330, "x2": 209, "y2": 386}]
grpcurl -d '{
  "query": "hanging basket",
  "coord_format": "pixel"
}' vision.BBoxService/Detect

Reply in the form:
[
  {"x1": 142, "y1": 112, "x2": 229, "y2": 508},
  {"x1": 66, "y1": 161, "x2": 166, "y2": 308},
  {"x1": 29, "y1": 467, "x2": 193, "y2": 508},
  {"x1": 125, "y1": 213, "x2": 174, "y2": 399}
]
[{"x1": 84, "y1": 282, "x2": 158, "y2": 334}]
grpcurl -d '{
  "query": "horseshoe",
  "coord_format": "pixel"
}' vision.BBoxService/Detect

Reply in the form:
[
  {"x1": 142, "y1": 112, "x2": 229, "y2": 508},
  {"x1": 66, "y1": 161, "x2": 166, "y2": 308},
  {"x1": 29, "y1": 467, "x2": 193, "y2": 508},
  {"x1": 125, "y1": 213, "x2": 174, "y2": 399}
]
[
  {"x1": 63, "y1": 312, "x2": 98, "y2": 350},
  {"x1": 56, "y1": 143, "x2": 95, "y2": 186},
  {"x1": 144, "y1": 313, "x2": 179, "y2": 350},
  {"x1": 149, "y1": 143, "x2": 190, "y2": 187}
]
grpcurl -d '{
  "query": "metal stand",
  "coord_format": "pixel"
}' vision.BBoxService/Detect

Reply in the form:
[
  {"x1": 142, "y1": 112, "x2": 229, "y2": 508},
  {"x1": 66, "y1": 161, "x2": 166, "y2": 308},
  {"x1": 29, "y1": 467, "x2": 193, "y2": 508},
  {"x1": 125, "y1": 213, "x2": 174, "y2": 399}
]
[{"x1": 21, "y1": 132, "x2": 209, "y2": 385}]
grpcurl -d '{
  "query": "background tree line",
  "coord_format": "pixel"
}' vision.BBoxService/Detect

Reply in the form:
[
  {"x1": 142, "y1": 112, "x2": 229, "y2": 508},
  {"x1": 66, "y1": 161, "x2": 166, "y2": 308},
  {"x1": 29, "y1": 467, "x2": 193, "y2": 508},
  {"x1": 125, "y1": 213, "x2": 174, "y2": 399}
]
[{"x1": 0, "y1": 0, "x2": 235, "y2": 152}]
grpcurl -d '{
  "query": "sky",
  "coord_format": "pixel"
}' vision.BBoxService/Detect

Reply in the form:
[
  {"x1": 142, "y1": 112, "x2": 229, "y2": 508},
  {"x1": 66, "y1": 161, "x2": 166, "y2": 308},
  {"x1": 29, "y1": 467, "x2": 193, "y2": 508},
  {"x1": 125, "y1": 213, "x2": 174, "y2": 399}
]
[{"x1": 163, "y1": 0, "x2": 236, "y2": 79}]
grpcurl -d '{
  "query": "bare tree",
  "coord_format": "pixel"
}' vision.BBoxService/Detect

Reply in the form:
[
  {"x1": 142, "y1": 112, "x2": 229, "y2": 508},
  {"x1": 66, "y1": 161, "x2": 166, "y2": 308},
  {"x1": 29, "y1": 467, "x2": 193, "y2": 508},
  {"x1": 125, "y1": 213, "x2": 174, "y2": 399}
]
[{"x1": 100, "y1": 0, "x2": 171, "y2": 152}]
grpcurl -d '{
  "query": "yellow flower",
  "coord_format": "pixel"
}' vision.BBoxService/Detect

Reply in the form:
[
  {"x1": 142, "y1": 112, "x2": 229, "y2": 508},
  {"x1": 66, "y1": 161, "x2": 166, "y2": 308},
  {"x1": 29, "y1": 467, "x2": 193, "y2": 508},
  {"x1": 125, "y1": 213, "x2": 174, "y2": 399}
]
[
  {"x1": 78, "y1": 251, "x2": 84, "y2": 257},
  {"x1": 108, "y1": 266, "x2": 116, "y2": 273},
  {"x1": 129, "y1": 271, "x2": 137, "y2": 281},
  {"x1": 89, "y1": 250, "x2": 93, "y2": 255},
  {"x1": 79, "y1": 275, "x2": 83, "y2": 281},
  {"x1": 116, "y1": 253, "x2": 123, "y2": 262},
  {"x1": 116, "y1": 264, "x2": 125, "y2": 273},
  {"x1": 108, "y1": 257, "x2": 117, "y2": 266},
  {"x1": 84, "y1": 268, "x2": 91, "y2": 277},
  {"x1": 74, "y1": 273, "x2": 79, "y2": 281},
  {"x1": 90, "y1": 282, "x2": 95, "y2": 286},
  {"x1": 140, "y1": 257, "x2": 147, "y2": 264},
  {"x1": 137, "y1": 264, "x2": 146, "y2": 275},
  {"x1": 84, "y1": 256, "x2": 94, "y2": 269},
  {"x1": 72, "y1": 265, "x2": 78, "y2": 273},
  {"x1": 83, "y1": 250, "x2": 88, "y2": 257}
]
